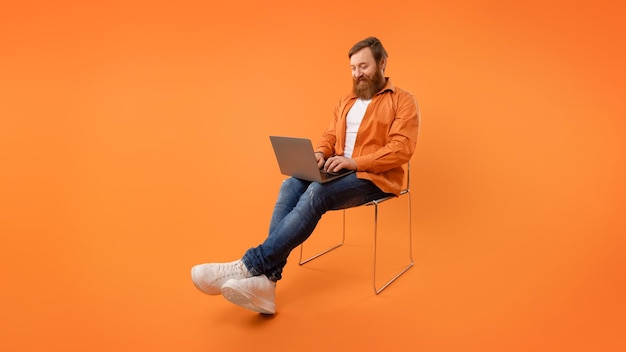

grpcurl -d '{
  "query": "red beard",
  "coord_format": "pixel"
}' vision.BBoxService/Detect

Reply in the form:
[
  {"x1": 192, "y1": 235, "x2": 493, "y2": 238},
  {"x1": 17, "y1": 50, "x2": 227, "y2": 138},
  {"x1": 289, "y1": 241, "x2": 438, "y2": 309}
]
[{"x1": 352, "y1": 67, "x2": 385, "y2": 100}]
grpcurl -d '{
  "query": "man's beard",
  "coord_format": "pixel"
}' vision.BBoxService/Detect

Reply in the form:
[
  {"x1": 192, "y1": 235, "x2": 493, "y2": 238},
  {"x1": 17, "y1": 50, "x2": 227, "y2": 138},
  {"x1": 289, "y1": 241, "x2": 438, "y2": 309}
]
[{"x1": 352, "y1": 68, "x2": 386, "y2": 100}]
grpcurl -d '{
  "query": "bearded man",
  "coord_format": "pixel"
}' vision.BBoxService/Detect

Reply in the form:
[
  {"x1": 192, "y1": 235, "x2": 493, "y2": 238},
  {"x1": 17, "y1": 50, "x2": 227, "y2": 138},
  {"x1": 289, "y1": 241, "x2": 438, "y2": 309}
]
[{"x1": 191, "y1": 37, "x2": 420, "y2": 314}]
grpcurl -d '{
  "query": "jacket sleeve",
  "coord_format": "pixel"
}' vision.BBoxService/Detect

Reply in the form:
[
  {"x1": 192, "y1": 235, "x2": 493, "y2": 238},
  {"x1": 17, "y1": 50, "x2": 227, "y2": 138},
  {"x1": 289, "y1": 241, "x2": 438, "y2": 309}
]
[{"x1": 314, "y1": 97, "x2": 344, "y2": 158}]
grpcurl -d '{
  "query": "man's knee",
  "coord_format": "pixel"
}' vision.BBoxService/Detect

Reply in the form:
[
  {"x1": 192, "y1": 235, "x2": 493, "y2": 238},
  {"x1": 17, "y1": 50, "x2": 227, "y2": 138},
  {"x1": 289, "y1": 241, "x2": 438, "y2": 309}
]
[{"x1": 303, "y1": 182, "x2": 333, "y2": 209}]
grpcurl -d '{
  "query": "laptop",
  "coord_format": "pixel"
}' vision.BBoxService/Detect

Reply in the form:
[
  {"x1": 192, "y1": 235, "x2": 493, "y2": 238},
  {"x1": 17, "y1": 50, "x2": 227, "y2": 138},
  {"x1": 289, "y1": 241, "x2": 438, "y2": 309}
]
[{"x1": 269, "y1": 136, "x2": 354, "y2": 183}]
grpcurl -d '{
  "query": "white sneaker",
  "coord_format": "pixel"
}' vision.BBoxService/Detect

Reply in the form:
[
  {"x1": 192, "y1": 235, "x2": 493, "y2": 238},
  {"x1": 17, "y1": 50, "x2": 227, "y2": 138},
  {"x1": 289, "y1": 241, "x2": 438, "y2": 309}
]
[
  {"x1": 191, "y1": 260, "x2": 251, "y2": 295},
  {"x1": 221, "y1": 276, "x2": 276, "y2": 314}
]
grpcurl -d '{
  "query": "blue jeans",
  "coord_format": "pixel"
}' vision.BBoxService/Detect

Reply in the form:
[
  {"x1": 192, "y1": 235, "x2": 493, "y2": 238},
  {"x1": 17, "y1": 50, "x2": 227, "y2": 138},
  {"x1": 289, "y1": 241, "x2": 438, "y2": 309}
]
[{"x1": 241, "y1": 173, "x2": 392, "y2": 281}]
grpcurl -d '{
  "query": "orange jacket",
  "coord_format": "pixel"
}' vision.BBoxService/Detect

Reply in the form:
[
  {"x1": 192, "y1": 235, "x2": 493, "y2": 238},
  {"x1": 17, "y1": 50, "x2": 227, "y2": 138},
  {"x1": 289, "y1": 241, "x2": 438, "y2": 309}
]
[{"x1": 314, "y1": 78, "x2": 420, "y2": 195}]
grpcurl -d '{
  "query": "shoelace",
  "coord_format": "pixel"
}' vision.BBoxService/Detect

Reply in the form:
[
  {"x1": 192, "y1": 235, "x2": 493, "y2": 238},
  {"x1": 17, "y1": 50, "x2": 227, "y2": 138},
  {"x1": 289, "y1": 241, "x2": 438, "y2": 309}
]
[{"x1": 214, "y1": 261, "x2": 248, "y2": 281}]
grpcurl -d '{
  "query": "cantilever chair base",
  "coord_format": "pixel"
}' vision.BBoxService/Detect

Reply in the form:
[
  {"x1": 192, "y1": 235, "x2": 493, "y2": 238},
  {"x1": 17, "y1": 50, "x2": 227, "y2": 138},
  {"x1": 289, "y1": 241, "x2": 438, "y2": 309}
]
[{"x1": 299, "y1": 166, "x2": 414, "y2": 295}]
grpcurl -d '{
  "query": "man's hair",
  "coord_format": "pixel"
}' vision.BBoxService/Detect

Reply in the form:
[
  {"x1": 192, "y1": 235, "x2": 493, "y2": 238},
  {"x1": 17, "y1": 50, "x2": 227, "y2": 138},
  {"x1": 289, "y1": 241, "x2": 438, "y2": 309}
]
[{"x1": 348, "y1": 37, "x2": 388, "y2": 63}]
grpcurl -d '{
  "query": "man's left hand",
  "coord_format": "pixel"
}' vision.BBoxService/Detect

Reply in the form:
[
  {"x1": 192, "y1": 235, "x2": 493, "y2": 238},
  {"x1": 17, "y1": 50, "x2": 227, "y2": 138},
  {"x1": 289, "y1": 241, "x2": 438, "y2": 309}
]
[{"x1": 323, "y1": 156, "x2": 357, "y2": 173}]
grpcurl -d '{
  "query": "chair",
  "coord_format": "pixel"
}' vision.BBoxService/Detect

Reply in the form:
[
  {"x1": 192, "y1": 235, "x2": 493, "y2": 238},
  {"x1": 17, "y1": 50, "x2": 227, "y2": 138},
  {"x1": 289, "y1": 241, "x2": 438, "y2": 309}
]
[{"x1": 298, "y1": 163, "x2": 414, "y2": 294}]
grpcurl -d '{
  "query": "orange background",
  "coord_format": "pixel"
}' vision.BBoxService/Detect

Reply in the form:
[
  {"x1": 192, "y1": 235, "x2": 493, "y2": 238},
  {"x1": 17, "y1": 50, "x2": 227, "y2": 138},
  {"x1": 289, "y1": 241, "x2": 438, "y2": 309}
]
[{"x1": 1, "y1": 0, "x2": 625, "y2": 351}]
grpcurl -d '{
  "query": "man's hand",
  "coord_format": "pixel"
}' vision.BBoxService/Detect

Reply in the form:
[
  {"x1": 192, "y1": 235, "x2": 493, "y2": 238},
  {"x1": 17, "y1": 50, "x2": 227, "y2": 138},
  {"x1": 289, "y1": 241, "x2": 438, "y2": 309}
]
[
  {"x1": 315, "y1": 152, "x2": 326, "y2": 169},
  {"x1": 323, "y1": 155, "x2": 357, "y2": 173}
]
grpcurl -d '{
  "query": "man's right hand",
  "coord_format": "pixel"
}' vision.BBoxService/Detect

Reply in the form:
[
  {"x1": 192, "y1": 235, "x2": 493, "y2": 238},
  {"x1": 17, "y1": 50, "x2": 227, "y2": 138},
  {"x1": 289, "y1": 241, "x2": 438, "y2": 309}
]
[{"x1": 315, "y1": 152, "x2": 325, "y2": 169}]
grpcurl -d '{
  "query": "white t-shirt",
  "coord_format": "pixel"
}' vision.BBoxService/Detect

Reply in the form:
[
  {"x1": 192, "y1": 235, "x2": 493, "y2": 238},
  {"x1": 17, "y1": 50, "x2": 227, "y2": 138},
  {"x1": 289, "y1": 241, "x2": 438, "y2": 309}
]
[{"x1": 343, "y1": 98, "x2": 371, "y2": 158}]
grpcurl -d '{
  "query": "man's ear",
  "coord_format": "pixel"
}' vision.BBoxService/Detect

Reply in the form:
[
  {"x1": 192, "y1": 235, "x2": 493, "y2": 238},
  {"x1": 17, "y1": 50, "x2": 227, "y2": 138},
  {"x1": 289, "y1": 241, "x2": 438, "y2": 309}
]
[{"x1": 380, "y1": 58, "x2": 387, "y2": 72}]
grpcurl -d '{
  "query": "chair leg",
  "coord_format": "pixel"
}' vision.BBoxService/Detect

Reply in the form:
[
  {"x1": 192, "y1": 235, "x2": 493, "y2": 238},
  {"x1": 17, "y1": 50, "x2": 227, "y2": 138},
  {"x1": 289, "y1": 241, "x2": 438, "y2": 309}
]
[
  {"x1": 299, "y1": 210, "x2": 346, "y2": 265},
  {"x1": 372, "y1": 190, "x2": 414, "y2": 294}
]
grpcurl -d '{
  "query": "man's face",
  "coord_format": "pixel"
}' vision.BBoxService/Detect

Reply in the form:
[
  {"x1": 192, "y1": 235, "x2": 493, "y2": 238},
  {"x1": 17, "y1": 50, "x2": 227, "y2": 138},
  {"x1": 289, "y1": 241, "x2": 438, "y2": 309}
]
[{"x1": 350, "y1": 47, "x2": 386, "y2": 100}]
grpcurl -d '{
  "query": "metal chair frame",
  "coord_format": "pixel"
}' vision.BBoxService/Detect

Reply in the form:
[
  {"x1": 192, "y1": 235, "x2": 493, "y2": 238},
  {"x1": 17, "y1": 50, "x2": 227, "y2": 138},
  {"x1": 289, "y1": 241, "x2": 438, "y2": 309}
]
[{"x1": 298, "y1": 163, "x2": 414, "y2": 294}]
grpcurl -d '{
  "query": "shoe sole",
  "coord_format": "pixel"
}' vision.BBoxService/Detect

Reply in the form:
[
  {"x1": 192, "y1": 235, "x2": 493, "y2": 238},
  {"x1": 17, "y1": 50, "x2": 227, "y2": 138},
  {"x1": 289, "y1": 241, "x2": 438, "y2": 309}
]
[{"x1": 221, "y1": 286, "x2": 276, "y2": 315}]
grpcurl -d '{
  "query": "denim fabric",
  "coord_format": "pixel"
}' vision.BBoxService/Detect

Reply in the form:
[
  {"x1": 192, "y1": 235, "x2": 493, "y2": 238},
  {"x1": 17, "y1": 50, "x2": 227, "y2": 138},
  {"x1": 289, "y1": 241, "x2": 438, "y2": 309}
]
[{"x1": 242, "y1": 173, "x2": 392, "y2": 281}]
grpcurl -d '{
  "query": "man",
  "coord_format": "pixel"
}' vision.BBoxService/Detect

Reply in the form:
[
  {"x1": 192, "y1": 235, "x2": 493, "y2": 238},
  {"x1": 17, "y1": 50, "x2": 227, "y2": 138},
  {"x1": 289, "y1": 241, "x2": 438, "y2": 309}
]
[{"x1": 191, "y1": 37, "x2": 419, "y2": 314}]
